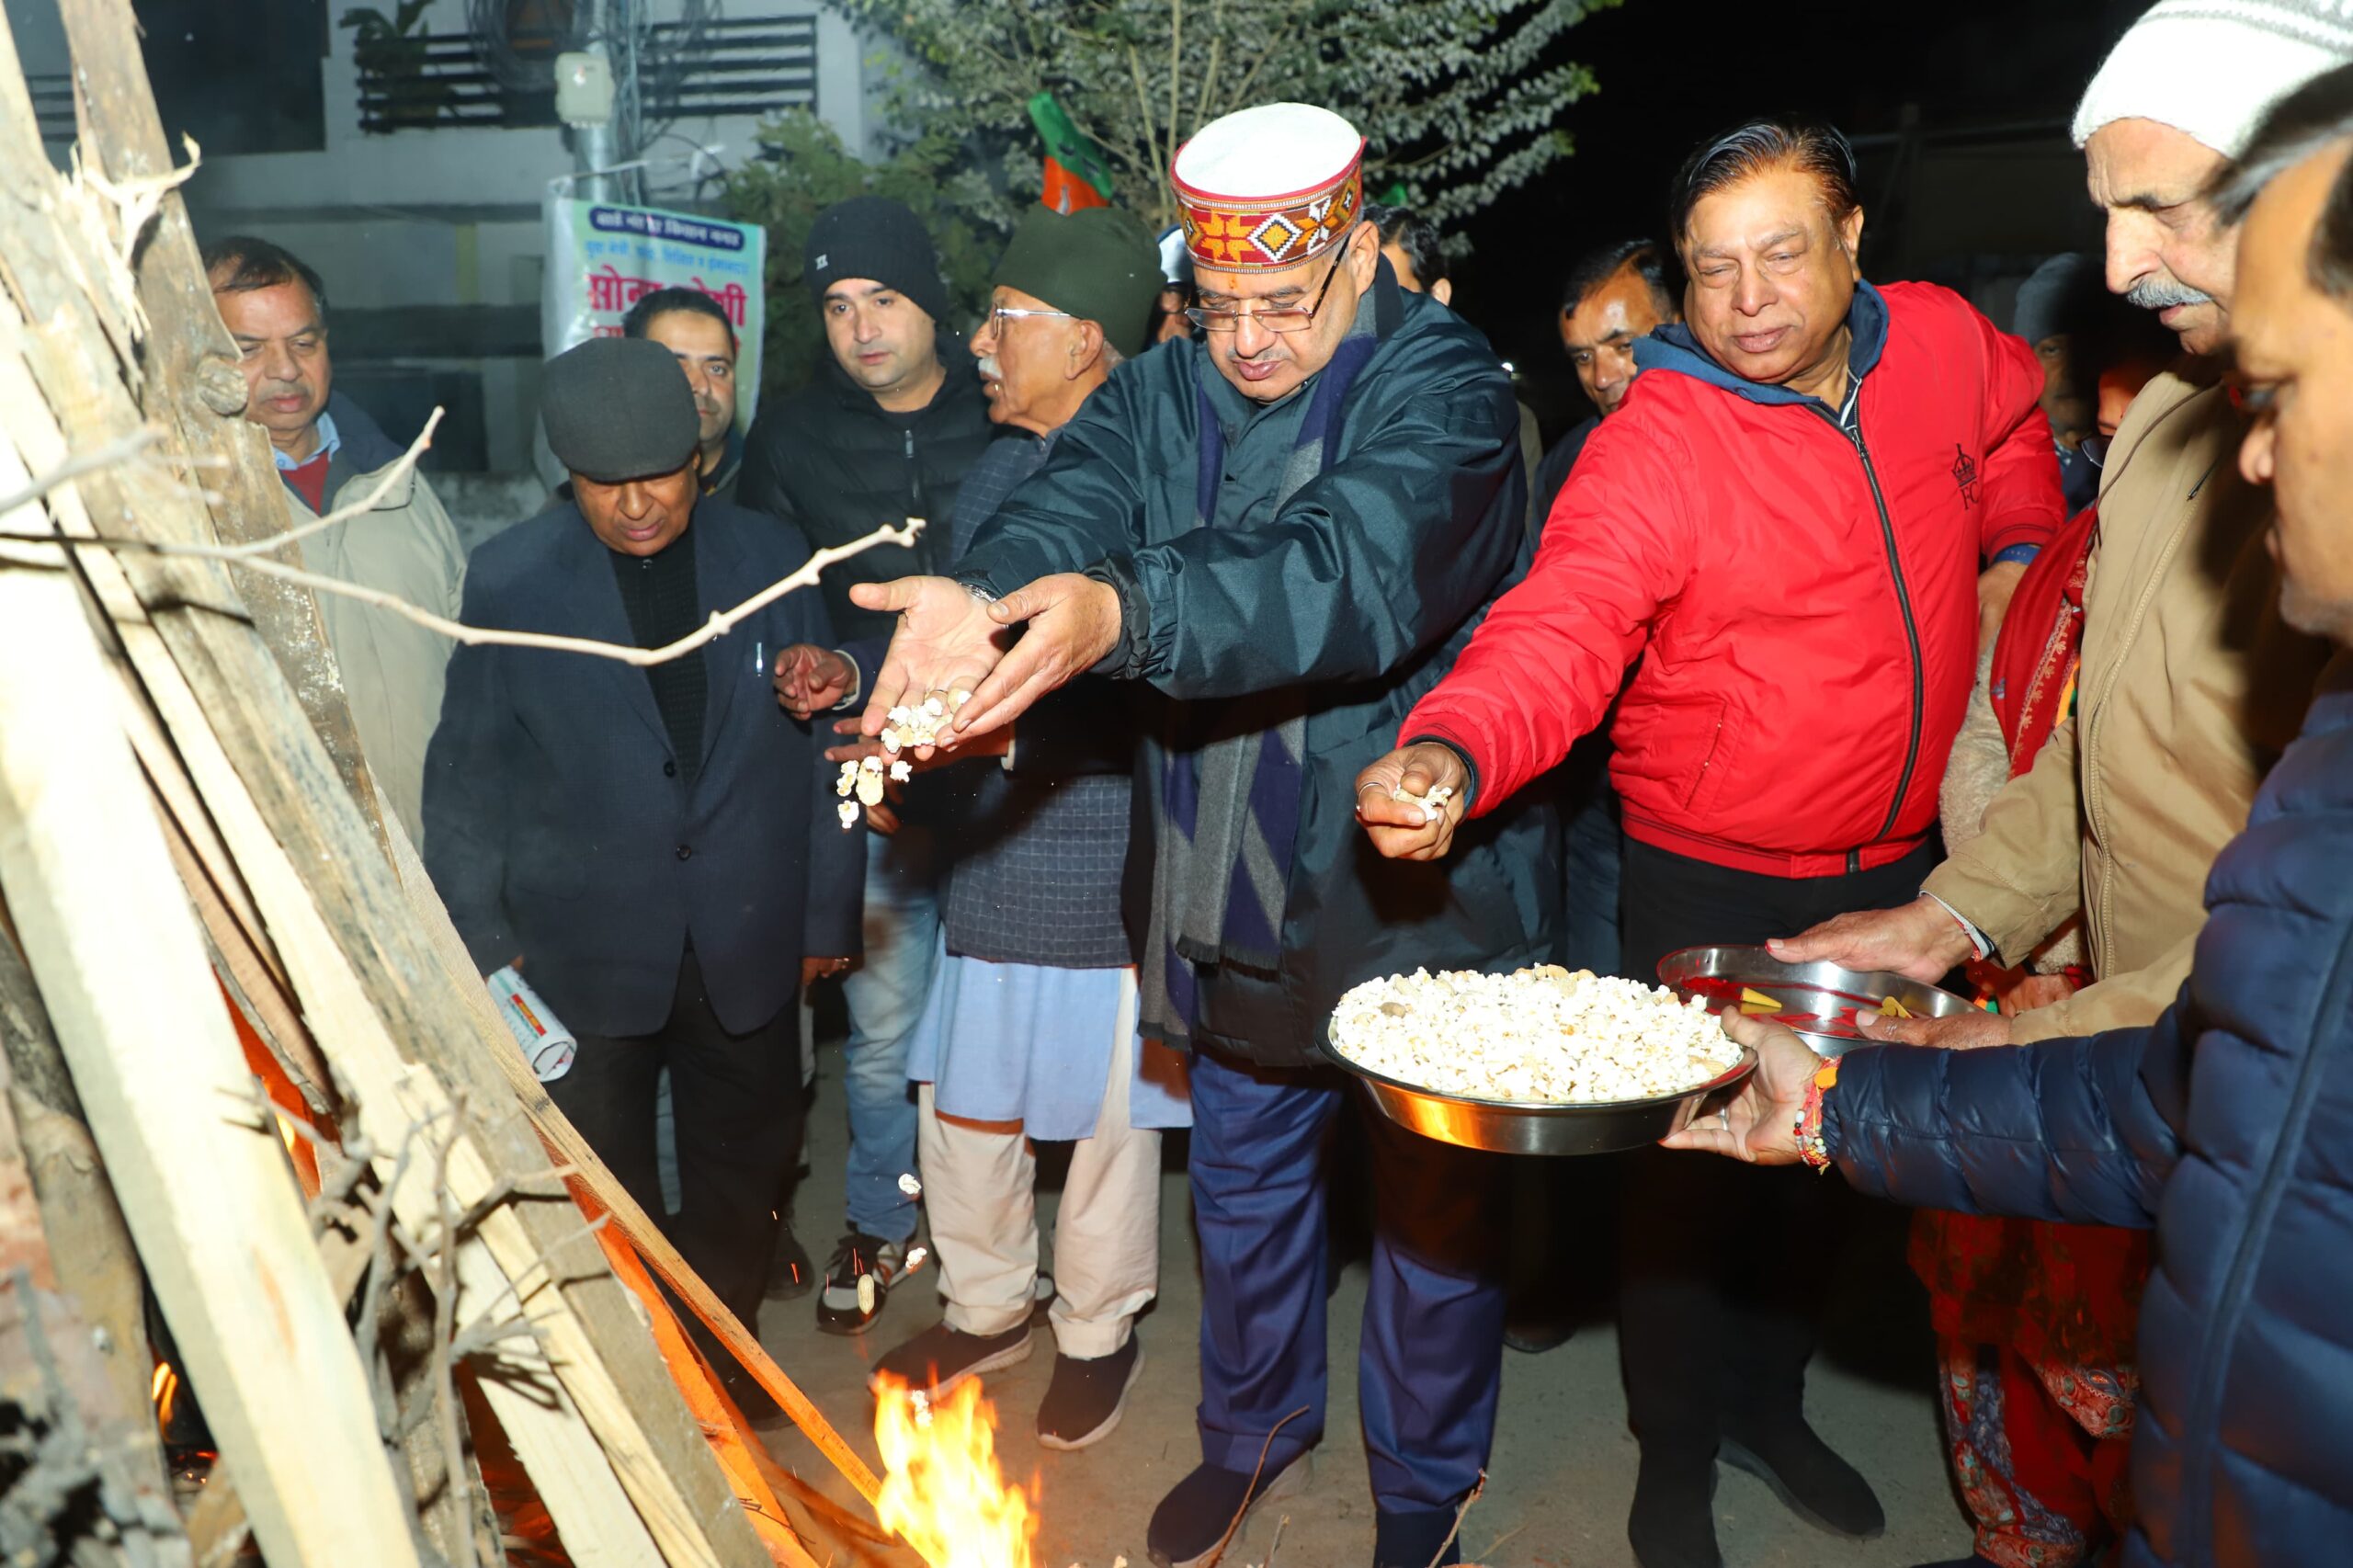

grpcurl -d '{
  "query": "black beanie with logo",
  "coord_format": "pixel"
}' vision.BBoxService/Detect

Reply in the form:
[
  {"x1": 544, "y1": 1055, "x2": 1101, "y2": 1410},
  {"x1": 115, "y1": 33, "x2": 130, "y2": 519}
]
[{"x1": 803, "y1": 196, "x2": 949, "y2": 325}]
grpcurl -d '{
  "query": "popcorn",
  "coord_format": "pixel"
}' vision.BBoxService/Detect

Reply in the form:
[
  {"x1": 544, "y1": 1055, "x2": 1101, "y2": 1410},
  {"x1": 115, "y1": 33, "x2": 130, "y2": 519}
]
[
  {"x1": 831, "y1": 689, "x2": 973, "y2": 830},
  {"x1": 897, "y1": 1172, "x2": 923, "y2": 1197},
  {"x1": 836, "y1": 801, "x2": 858, "y2": 828},
  {"x1": 1330, "y1": 964, "x2": 1743, "y2": 1105},
  {"x1": 1392, "y1": 782, "x2": 1455, "y2": 825}
]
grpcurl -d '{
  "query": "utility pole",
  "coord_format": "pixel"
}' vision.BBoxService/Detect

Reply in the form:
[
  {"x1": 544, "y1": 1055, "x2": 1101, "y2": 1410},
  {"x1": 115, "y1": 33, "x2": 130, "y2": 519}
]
[{"x1": 558, "y1": 0, "x2": 622, "y2": 204}]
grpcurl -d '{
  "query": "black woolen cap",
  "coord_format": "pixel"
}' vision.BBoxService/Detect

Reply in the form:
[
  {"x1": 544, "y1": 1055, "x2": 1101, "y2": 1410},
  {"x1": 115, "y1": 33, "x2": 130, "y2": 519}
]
[
  {"x1": 804, "y1": 196, "x2": 949, "y2": 324},
  {"x1": 540, "y1": 335, "x2": 699, "y2": 483}
]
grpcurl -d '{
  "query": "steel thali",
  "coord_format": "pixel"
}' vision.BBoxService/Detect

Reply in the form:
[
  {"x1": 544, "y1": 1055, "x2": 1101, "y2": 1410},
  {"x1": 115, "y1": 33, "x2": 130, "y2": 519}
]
[
  {"x1": 1316, "y1": 1025, "x2": 1757, "y2": 1157},
  {"x1": 1654, "y1": 945, "x2": 1974, "y2": 1058}
]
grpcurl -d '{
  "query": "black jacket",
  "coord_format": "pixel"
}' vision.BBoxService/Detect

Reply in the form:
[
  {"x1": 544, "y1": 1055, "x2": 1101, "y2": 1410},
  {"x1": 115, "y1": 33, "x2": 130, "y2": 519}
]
[
  {"x1": 421, "y1": 498, "x2": 863, "y2": 1038},
  {"x1": 736, "y1": 350, "x2": 999, "y2": 642}
]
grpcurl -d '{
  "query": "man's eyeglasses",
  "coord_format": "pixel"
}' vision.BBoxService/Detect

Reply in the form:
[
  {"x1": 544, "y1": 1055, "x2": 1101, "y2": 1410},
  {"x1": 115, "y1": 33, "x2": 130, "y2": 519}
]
[
  {"x1": 979, "y1": 305, "x2": 1074, "y2": 335},
  {"x1": 1185, "y1": 247, "x2": 1347, "y2": 335}
]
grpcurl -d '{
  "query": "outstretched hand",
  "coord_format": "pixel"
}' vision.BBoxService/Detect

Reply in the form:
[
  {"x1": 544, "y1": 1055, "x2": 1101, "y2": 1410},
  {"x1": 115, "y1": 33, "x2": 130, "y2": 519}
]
[
  {"x1": 949, "y1": 574, "x2": 1124, "y2": 744},
  {"x1": 1766, "y1": 895, "x2": 1975, "y2": 983},
  {"x1": 849, "y1": 575, "x2": 1011, "y2": 755},
  {"x1": 1354, "y1": 743, "x2": 1472, "y2": 861},
  {"x1": 1659, "y1": 1012, "x2": 1825, "y2": 1165}
]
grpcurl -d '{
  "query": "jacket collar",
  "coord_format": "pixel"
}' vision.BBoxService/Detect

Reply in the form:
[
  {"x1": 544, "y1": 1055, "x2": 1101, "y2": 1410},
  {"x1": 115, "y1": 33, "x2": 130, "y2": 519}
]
[
  {"x1": 818, "y1": 336, "x2": 985, "y2": 423},
  {"x1": 1634, "y1": 279, "x2": 1890, "y2": 412}
]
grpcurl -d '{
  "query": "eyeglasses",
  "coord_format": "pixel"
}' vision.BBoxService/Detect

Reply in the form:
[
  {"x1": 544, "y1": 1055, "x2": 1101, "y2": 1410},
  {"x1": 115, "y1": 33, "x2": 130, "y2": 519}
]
[
  {"x1": 979, "y1": 305, "x2": 1074, "y2": 335},
  {"x1": 1184, "y1": 248, "x2": 1347, "y2": 335}
]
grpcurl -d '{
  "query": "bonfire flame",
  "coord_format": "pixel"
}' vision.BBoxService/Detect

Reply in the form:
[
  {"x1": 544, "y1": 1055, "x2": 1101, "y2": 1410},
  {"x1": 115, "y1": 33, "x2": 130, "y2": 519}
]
[{"x1": 873, "y1": 1373, "x2": 1039, "y2": 1568}]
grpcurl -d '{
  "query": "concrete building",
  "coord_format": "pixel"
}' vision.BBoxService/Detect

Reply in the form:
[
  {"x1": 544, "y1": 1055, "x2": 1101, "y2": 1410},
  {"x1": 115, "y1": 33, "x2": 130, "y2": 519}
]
[{"x1": 9, "y1": 0, "x2": 882, "y2": 494}]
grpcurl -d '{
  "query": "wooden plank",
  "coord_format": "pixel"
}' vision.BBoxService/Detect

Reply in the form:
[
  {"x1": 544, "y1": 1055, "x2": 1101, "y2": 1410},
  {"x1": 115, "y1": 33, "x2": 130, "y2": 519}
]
[
  {"x1": 0, "y1": 108, "x2": 767, "y2": 1568},
  {"x1": 82, "y1": 543, "x2": 669, "y2": 1568},
  {"x1": 46, "y1": 0, "x2": 383, "y2": 830},
  {"x1": 0, "y1": 550, "x2": 423, "y2": 1568},
  {"x1": 379, "y1": 750, "x2": 888, "y2": 1508}
]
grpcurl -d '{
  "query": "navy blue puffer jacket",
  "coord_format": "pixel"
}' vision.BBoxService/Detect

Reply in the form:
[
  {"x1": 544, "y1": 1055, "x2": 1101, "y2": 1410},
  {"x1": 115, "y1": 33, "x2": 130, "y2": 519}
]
[{"x1": 1820, "y1": 688, "x2": 2353, "y2": 1568}]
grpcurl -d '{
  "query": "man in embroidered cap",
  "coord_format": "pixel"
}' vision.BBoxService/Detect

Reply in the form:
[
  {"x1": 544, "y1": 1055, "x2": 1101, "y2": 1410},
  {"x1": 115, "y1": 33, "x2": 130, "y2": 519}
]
[
  {"x1": 843, "y1": 103, "x2": 1552, "y2": 1568},
  {"x1": 1760, "y1": 6, "x2": 2353, "y2": 1566}
]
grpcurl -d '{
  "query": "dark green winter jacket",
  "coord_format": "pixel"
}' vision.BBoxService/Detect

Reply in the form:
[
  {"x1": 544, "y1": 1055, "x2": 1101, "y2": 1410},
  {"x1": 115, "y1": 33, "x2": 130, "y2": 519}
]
[{"x1": 953, "y1": 267, "x2": 1560, "y2": 1064}]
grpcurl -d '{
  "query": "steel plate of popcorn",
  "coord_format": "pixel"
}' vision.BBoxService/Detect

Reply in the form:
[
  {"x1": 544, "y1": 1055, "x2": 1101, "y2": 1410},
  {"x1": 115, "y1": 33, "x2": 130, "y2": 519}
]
[{"x1": 1320, "y1": 963, "x2": 1756, "y2": 1155}]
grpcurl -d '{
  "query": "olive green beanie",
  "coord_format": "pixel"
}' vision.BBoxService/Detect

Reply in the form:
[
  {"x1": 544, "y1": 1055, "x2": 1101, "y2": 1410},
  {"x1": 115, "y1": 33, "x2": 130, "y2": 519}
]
[{"x1": 992, "y1": 204, "x2": 1163, "y2": 358}]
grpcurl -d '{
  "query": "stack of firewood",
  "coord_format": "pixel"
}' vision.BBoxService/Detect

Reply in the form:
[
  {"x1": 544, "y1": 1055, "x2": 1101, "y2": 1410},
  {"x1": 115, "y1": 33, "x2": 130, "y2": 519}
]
[{"x1": 0, "y1": 5, "x2": 902, "y2": 1565}]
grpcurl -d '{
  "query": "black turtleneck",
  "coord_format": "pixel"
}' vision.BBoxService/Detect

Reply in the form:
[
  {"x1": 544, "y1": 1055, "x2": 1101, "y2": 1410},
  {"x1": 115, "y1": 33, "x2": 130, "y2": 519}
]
[{"x1": 608, "y1": 527, "x2": 705, "y2": 776}]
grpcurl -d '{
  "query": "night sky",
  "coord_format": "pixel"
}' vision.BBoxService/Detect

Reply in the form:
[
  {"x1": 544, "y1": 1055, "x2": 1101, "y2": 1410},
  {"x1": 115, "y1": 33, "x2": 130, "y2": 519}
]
[{"x1": 1452, "y1": 0, "x2": 2148, "y2": 434}]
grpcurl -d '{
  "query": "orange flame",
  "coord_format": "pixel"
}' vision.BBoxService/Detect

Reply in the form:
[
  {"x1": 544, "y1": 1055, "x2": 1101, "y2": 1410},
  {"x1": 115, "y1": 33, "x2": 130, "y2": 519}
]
[
  {"x1": 872, "y1": 1373, "x2": 1039, "y2": 1568},
  {"x1": 152, "y1": 1360, "x2": 179, "y2": 1430}
]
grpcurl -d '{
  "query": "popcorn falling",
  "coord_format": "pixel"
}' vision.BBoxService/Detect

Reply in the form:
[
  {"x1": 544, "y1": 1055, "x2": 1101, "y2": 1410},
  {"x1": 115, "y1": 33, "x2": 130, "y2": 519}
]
[
  {"x1": 833, "y1": 690, "x2": 972, "y2": 828},
  {"x1": 857, "y1": 1274, "x2": 877, "y2": 1315},
  {"x1": 897, "y1": 1172, "x2": 924, "y2": 1197},
  {"x1": 903, "y1": 1244, "x2": 929, "y2": 1276}
]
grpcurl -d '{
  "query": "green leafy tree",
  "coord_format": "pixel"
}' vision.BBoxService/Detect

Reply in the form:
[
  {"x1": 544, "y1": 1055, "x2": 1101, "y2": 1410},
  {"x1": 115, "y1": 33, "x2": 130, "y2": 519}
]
[
  {"x1": 724, "y1": 110, "x2": 1004, "y2": 392},
  {"x1": 837, "y1": 0, "x2": 1617, "y2": 235}
]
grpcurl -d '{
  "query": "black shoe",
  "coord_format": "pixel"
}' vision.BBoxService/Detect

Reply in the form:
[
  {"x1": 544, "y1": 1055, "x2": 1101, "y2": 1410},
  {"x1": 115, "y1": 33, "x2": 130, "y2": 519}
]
[
  {"x1": 1036, "y1": 1336, "x2": 1144, "y2": 1451},
  {"x1": 815, "y1": 1232, "x2": 905, "y2": 1335},
  {"x1": 867, "y1": 1319, "x2": 1032, "y2": 1398},
  {"x1": 764, "y1": 1221, "x2": 816, "y2": 1301},
  {"x1": 1627, "y1": 1449, "x2": 1721, "y2": 1568},
  {"x1": 1502, "y1": 1309, "x2": 1575, "y2": 1355},
  {"x1": 1373, "y1": 1506, "x2": 1462, "y2": 1567},
  {"x1": 1144, "y1": 1452, "x2": 1312, "y2": 1568},
  {"x1": 1720, "y1": 1414, "x2": 1885, "y2": 1540}
]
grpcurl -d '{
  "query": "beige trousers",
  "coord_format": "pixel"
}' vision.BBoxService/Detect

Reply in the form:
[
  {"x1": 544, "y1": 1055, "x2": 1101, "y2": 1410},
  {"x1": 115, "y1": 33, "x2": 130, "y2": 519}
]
[{"x1": 916, "y1": 988, "x2": 1163, "y2": 1359}]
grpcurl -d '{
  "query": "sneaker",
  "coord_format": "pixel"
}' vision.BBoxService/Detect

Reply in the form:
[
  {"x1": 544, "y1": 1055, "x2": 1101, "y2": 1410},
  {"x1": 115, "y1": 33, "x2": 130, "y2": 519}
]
[
  {"x1": 764, "y1": 1220, "x2": 816, "y2": 1301},
  {"x1": 1719, "y1": 1413, "x2": 1885, "y2": 1540},
  {"x1": 816, "y1": 1232, "x2": 905, "y2": 1335},
  {"x1": 868, "y1": 1320, "x2": 1033, "y2": 1399},
  {"x1": 1035, "y1": 1336, "x2": 1143, "y2": 1451},
  {"x1": 1144, "y1": 1450, "x2": 1311, "y2": 1568}
]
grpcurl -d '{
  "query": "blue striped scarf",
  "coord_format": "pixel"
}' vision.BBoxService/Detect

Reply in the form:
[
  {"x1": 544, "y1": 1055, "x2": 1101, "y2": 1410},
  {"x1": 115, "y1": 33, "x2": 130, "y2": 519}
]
[{"x1": 1140, "y1": 330, "x2": 1381, "y2": 1046}]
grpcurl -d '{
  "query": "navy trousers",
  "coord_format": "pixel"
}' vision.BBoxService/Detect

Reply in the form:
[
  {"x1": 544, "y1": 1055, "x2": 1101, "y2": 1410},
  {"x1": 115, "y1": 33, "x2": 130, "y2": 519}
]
[{"x1": 1190, "y1": 1045, "x2": 1506, "y2": 1513}]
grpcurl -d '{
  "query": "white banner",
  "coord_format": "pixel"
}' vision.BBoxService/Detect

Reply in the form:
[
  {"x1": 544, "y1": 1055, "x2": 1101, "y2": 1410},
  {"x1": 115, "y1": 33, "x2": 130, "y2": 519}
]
[{"x1": 540, "y1": 197, "x2": 767, "y2": 433}]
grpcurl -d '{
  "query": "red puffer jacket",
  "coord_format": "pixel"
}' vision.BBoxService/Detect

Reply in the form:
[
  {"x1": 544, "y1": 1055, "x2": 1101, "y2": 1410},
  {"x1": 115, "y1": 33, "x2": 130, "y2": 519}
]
[{"x1": 1404, "y1": 280, "x2": 2063, "y2": 878}]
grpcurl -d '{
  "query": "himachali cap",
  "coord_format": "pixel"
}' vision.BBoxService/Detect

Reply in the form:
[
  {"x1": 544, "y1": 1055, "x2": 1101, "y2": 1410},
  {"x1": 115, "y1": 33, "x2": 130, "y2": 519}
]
[{"x1": 1171, "y1": 102, "x2": 1367, "y2": 272}]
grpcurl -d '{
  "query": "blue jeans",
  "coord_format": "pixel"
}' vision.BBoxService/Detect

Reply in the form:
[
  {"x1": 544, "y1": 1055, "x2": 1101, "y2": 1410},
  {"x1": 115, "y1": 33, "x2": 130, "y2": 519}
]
[
  {"x1": 1190, "y1": 1048, "x2": 1506, "y2": 1512},
  {"x1": 840, "y1": 825, "x2": 939, "y2": 1244}
]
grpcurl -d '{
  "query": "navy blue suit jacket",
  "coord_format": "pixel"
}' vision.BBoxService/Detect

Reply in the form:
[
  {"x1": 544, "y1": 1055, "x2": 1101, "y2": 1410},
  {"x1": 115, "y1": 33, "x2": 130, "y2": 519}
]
[{"x1": 422, "y1": 499, "x2": 863, "y2": 1037}]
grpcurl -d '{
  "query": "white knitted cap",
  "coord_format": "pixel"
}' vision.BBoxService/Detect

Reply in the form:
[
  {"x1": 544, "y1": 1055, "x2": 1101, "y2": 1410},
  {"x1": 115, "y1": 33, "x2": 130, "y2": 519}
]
[{"x1": 2074, "y1": 1, "x2": 2353, "y2": 155}]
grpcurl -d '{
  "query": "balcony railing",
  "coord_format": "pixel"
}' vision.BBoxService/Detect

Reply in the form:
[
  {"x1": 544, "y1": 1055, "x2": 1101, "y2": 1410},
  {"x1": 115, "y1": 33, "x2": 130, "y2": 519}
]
[{"x1": 356, "y1": 16, "x2": 817, "y2": 135}]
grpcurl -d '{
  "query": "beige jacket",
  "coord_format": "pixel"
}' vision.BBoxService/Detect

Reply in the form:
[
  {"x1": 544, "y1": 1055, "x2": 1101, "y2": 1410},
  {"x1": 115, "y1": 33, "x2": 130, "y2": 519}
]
[
  {"x1": 297, "y1": 454, "x2": 467, "y2": 848},
  {"x1": 1924, "y1": 364, "x2": 2332, "y2": 1042}
]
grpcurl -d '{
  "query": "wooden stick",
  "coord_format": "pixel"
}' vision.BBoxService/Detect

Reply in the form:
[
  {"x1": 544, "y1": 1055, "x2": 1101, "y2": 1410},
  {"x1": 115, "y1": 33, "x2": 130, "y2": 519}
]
[
  {"x1": 387, "y1": 820, "x2": 888, "y2": 1507},
  {"x1": 46, "y1": 0, "x2": 385, "y2": 826},
  {"x1": 0, "y1": 550, "x2": 423, "y2": 1568}
]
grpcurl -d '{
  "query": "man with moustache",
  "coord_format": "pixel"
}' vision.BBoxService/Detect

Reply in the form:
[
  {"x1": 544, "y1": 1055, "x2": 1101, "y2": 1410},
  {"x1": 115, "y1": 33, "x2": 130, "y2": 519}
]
[
  {"x1": 204, "y1": 235, "x2": 467, "y2": 846},
  {"x1": 1765, "y1": 8, "x2": 2351, "y2": 1562},
  {"x1": 846, "y1": 203, "x2": 1188, "y2": 1451},
  {"x1": 1532, "y1": 238, "x2": 1683, "y2": 508},
  {"x1": 1663, "y1": 76, "x2": 2353, "y2": 1568},
  {"x1": 737, "y1": 197, "x2": 998, "y2": 1333},
  {"x1": 838, "y1": 104, "x2": 1554, "y2": 1568},
  {"x1": 1356, "y1": 118, "x2": 2064, "y2": 1568}
]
